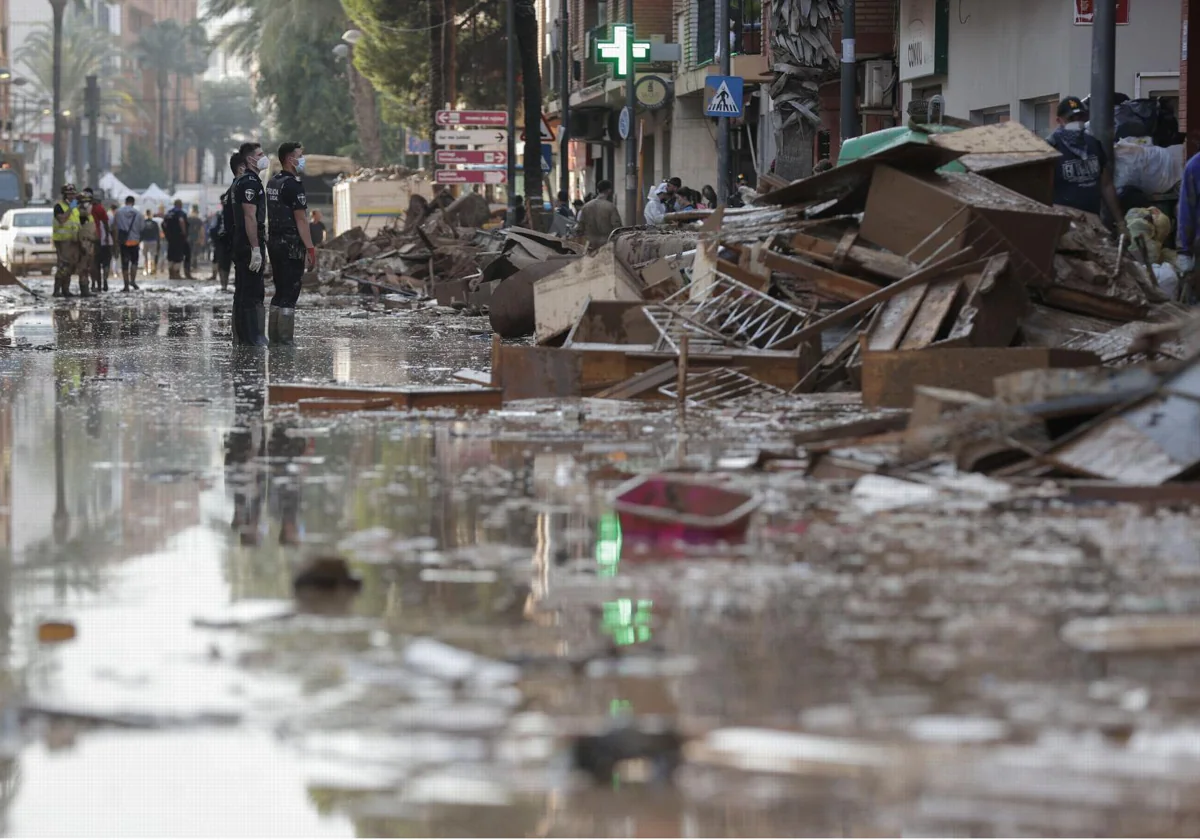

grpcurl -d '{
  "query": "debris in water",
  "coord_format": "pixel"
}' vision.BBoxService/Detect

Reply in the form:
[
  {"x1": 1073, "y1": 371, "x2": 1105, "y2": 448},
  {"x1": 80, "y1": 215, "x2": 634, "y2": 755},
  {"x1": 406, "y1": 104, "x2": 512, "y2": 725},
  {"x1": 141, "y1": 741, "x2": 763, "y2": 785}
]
[
  {"x1": 572, "y1": 725, "x2": 685, "y2": 784},
  {"x1": 37, "y1": 621, "x2": 76, "y2": 644},
  {"x1": 1060, "y1": 614, "x2": 1200, "y2": 653}
]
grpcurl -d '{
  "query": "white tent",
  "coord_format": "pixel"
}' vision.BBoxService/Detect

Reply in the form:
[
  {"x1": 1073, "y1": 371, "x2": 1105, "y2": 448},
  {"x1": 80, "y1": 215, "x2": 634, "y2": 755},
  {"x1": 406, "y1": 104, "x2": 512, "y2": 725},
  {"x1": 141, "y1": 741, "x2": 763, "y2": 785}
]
[
  {"x1": 139, "y1": 183, "x2": 172, "y2": 208},
  {"x1": 98, "y1": 172, "x2": 136, "y2": 202}
]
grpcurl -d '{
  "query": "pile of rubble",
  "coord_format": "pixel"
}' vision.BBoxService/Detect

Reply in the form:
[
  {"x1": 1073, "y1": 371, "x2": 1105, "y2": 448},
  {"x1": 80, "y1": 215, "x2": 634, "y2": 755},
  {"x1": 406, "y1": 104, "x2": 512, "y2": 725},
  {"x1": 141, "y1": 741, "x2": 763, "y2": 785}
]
[
  {"x1": 337, "y1": 164, "x2": 424, "y2": 183},
  {"x1": 473, "y1": 120, "x2": 1197, "y2": 491},
  {"x1": 308, "y1": 191, "x2": 501, "y2": 302},
  {"x1": 291, "y1": 120, "x2": 1200, "y2": 491}
]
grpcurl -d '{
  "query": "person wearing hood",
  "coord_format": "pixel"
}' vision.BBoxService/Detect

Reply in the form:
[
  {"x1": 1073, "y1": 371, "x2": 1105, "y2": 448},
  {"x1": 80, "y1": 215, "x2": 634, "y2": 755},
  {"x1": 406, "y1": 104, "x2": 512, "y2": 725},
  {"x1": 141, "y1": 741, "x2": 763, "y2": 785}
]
[
  {"x1": 644, "y1": 184, "x2": 668, "y2": 225},
  {"x1": 1048, "y1": 96, "x2": 1126, "y2": 235}
]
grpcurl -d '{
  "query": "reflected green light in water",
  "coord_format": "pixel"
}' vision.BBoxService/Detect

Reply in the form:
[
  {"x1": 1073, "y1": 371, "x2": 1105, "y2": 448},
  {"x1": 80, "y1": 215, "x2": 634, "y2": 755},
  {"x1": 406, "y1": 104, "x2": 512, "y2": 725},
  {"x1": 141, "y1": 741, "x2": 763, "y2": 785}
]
[
  {"x1": 601, "y1": 597, "x2": 653, "y2": 646},
  {"x1": 595, "y1": 512, "x2": 622, "y2": 578}
]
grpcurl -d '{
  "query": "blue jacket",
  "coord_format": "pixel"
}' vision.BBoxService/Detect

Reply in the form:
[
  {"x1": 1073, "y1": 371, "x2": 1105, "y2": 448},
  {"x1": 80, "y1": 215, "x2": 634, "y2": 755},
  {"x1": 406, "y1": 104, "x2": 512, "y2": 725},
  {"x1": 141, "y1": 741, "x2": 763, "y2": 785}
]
[{"x1": 1178, "y1": 152, "x2": 1200, "y2": 255}]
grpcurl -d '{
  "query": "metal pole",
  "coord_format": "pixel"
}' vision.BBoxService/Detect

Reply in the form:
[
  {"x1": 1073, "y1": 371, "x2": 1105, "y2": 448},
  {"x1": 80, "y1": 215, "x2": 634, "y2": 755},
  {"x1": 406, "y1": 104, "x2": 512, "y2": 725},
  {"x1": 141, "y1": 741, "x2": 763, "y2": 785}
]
[
  {"x1": 716, "y1": 0, "x2": 730, "y2": 206},
  {"x1": 624, "y1": 2, "x2": 637, "y2": 225},
  {"x1": 86, "y1": 75, "x2": 99, "y2": 189},
  {"x1": 840, "y1": 0, "x2": 857, "y2": 145},
  {"x1": 559, "y1": 0, "x2": 570, "y2": 199},
  {"x1": 1090, "y1": 0, "x2": 1116, "y2": 167},
  {"x1": 506, "y1": 0, "x2": 517, "y2": 222},
  {"x1": 50, "y1": 0, "x2": 66, "y2": 194}
]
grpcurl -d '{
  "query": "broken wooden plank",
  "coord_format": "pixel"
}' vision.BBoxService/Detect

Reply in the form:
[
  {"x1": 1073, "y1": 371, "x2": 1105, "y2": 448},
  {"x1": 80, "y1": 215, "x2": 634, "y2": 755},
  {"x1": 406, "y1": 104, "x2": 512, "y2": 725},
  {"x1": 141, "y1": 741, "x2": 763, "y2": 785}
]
[
  {"x1": 298, "y1": 397, "x2": 393, "y2": 415},
  {"x1": 789, "y1": 231, "x2": 916, "y2": 280},
  {"x1": 940, "y1": 254, "x2": 1028, "y2": 349},
  {"x1": 270, "y1": 383, "x2": 502, "y2": 411},
  {"x1": 898, "y1": 276, "x2": 963, "y2": 350},
  {"x1": 867, "y1": 285, "x2": 930, "y2": 352},
  {"x1": 788, "y1": 248, "x2": 978, "y2": 345},
  {"x1": 593, "y1": 361, "x2": 679, "y2": 400},
  {"x1": 861, "y1": 347, "x2": 1102, "y2": 409},
  {"x1": 453, "y1": 369, "x2": 493, "y2": 386},
  {"x1": 761, "y1": 250, "x2": 882, "y2": 302},
  {"x1": 716, "y1": 258, "x2": 770, "y2": 292},
  {"x1": 793, "y1": 414, "x2": 910, "y2": 446},
  {"x1": 830, "y1": 229, "x2": 858, "y2": 271}
]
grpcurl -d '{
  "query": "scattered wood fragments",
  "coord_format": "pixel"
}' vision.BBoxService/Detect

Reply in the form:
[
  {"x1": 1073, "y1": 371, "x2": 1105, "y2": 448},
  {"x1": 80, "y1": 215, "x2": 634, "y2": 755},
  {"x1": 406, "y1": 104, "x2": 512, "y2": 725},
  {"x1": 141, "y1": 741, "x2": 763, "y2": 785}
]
[{"x1": 304, "y1": 129, "x2": 1200, "y2": 502}]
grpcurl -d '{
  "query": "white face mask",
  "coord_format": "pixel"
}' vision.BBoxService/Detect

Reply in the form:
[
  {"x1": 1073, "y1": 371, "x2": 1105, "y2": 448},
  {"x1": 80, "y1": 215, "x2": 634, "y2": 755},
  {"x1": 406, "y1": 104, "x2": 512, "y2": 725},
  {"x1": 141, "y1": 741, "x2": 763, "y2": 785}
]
[
  {"x1": 295, "y1": 155, "x2": 306, "y2": 175},
  {"x1": 248, "y1": 154, "x2": 267, "y2": 172}
]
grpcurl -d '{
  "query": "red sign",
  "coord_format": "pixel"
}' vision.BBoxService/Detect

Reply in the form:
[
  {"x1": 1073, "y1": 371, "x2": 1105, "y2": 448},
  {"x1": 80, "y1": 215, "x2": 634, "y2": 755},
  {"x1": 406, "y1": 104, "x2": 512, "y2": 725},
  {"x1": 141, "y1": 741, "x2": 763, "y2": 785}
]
[
  {"x1": 434, "y1": 149, "x2": 508, "y2": 165},
  {"x1": 434, "y1": 169, "x2": 507, "y2": 184},
  {"x1": 1074, "y1": 0, "x2": 1130, "y2": 25},
  {"x1": 435, "y1": 110, "x2": 508, "y2": 127}
]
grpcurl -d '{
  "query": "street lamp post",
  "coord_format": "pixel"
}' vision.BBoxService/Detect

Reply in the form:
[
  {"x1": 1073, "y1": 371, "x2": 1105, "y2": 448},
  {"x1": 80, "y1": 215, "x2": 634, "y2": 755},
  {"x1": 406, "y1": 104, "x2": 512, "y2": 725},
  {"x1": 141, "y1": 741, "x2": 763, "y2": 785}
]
[{"x1": 49, "y1": 0, "x2": 67, "y2": 194}]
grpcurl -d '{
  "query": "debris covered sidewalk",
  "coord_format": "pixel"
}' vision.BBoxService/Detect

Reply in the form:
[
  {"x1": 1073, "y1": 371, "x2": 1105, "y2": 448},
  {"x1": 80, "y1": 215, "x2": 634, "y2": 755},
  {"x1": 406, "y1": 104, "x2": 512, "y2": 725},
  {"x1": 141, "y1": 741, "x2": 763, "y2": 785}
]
[{"x1": 296, "y1": 120, "x2": 1200, "y2": 498}]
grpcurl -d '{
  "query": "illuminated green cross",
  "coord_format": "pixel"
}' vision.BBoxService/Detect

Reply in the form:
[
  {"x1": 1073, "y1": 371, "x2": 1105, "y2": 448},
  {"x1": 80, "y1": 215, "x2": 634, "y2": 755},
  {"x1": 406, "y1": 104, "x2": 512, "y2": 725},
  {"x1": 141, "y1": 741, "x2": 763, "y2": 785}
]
[{"x1": 596, "y1": 24, "x2": 651, "y2": 79}]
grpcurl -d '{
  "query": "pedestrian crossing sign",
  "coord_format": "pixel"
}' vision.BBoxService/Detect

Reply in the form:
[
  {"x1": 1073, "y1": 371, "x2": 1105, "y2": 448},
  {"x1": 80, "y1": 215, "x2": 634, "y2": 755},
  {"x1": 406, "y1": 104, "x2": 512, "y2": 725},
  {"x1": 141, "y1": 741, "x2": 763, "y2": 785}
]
[{"x1": 704, "y1": 75, "x2": 744, "y2": 118}]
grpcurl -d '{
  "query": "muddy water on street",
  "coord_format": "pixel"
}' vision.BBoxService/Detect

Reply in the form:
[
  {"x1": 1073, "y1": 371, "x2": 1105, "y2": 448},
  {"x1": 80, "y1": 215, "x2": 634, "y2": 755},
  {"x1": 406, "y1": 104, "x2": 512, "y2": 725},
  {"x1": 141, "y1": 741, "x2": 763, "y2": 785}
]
[{"x1": 2, "y1": 292, "x2": 1200, "y2": 835}]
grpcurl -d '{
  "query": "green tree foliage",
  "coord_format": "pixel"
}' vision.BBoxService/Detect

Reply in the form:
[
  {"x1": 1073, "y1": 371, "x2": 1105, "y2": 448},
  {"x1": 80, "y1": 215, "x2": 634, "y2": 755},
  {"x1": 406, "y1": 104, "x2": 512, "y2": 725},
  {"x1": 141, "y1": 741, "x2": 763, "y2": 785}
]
[
  {"x1": 185, "y1": 80, "x2": 259, "y2": 182},
  {"x1": 116, "y1": 138, "x2": 169, "y2": 189},
  {"x1": 344, "y1": 0, "x2": 510, "y2": 136},
  {"x1": 255, "y1": 29, "x2": 358, "y2": 156},
  {"x1": 207, "y1": 0, "x2": 371, "y2": 158},
  {"x1": 16, "y1": 11, "x2": 141, "y2": 125},
  {"x1": 134, "y1": 20, "x2": 209, "y2": 169}
]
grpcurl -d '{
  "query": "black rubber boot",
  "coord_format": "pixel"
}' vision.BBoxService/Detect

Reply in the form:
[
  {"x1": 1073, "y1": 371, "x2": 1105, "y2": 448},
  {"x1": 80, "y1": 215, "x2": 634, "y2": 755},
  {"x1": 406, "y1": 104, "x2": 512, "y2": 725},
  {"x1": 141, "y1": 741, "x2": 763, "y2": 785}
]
[
  {"x1": 267, "y1": 306, "x2": 280, "y2": 345},
  {"x1": 277, "y1": 308, "x2": 295, "y2": 346}
]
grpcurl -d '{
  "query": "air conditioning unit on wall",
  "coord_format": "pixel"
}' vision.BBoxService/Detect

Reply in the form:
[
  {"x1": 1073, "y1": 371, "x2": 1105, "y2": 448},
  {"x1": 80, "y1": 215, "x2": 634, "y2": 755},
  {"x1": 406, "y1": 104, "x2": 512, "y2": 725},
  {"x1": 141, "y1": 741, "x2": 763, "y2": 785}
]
[{"x1": 862, "y1": 60, "x2": 895, "y2": 109}]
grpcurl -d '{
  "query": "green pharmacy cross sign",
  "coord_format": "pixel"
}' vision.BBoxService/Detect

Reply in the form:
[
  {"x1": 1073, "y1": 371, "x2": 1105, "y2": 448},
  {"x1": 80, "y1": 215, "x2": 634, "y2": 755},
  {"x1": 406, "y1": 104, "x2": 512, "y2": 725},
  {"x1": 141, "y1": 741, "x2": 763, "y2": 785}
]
[{"x1": 596, "y1": 24, "x2": 651, "y2": 79}]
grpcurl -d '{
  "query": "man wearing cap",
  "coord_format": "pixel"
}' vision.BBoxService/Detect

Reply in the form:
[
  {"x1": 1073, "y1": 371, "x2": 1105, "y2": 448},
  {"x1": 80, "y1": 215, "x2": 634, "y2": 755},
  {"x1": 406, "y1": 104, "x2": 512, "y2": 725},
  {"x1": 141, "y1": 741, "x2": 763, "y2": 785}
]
[
  {"x1": 51, "y1": 184, "x2": 86, "y2": 298},
  {"x1": 1048, "y1": 96, "x2": 1125, "y2": 232}
]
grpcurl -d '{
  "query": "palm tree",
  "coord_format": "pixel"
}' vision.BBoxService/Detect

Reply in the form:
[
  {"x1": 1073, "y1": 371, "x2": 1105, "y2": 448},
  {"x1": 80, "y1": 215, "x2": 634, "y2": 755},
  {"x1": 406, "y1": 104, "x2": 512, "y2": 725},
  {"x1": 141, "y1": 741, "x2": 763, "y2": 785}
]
[
  {"x1": 769, "y1": 0, "x2": 840, "y2": 179},
  {"x1": 134, "y1": 21, "x2": 183, "y2": 167},
  {"x1": 207, "y1": 0, "x2": 381, "y2": 161},
  {"x1": 17, "y1": 11, "x2": 139, "y2": 184},
  {"x1": 184, "y1": 79, "x2": 258, "y2": 183}
]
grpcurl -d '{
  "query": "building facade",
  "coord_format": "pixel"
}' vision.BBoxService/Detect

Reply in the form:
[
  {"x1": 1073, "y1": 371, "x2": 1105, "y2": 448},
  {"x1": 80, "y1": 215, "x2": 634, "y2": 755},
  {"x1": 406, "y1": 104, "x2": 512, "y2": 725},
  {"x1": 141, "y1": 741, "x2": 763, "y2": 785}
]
[
  {"x1": 546, "y1": 0, "x2": 897, "y2": 210},
  {"x1": 899, "y1": 0, "x2": 1181, "y2": 136}
]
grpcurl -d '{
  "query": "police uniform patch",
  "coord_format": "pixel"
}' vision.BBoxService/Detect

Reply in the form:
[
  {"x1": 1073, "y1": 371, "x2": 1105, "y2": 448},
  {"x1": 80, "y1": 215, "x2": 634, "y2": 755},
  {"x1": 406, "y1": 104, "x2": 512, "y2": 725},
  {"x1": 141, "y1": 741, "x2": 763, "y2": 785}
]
[
  {"x1": 297, "y1": 193, "x2": 307, "y2": 207},
  {"x1": 245, "y1": 189, "x2": 255, "y2": 201}
]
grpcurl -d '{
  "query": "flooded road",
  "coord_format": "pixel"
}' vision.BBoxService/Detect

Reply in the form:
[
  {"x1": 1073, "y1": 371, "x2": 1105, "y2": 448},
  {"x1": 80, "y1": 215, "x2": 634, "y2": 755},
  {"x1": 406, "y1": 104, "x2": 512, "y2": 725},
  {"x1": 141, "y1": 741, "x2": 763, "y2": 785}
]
[{"x1": 2, "y1": 282, "x2": 1200, "y2": 835}]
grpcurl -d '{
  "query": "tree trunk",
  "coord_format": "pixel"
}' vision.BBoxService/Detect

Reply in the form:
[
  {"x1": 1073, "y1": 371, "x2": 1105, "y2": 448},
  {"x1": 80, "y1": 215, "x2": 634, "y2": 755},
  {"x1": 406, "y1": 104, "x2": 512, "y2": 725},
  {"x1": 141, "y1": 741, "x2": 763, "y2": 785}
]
[
  {"x1": 156, "y1": 72, "x2": 167, "y2": 166},
  {"x1": 514, "y1": 0, "x2": 541, "y2": 203},
  {"x1": 350, "y1": 65, "x2": 383, "y2": 166},
  {"x1": 428, "y1": 0, "x2": 445, "y2": 159},
  {"x1": 444, "y1": 0, "x2": 457, "y2": 107},
  {"x1": 50, "y1": 0, "x2": 66, "y2": 195},
  {"x1": 170, "y1": 73, "x2": 182, "y2": 184},
  {"x1": 71, "y1": 120, "x2": 85, "y2": 190},
  {"x1": 195, "y1": 144, "x2": 204, "y2": 183},
  {"x1": 774, "y1": 120, "x2": 814, "y2": 182}
]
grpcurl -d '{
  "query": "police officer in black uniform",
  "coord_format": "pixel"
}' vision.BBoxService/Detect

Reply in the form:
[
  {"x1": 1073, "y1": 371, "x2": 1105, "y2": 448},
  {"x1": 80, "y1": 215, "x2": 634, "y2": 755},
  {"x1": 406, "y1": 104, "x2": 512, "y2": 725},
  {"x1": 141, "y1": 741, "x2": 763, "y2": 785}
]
[
  {"x1": 265, "y1": 141, "x2": 316, "y2": 345},
  {"x1": 231, "y1": 141, "x2": 268, "y2": 346}
]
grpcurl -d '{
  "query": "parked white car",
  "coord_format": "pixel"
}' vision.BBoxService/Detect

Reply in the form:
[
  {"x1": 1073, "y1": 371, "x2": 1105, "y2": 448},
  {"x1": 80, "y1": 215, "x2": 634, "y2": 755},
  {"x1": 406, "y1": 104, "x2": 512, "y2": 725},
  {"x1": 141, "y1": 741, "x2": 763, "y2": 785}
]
[{"x1": 0, "y1": 208, "x2": 56, "y2": 274}]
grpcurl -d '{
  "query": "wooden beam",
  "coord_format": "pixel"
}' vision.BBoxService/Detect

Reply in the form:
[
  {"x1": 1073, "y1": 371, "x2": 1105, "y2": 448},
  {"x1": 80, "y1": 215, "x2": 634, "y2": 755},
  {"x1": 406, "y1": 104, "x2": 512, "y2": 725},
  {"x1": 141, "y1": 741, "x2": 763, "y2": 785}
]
[
  {"x1": 788, "y1": 248, "x2": 978, "y2": 344},
  {"x1": 790, "y1": 231, "x2": 917, "y2": 280},
  {"x1": 761, "y1": 251, "x2": 881, "y2": 302}
]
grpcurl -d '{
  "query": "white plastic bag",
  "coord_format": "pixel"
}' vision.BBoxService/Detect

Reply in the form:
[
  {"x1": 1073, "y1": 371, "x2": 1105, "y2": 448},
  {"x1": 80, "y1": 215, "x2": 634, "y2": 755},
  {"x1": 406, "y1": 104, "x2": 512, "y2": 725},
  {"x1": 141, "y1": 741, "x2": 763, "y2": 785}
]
[
  {"x1": 1113, "y1": 139, "x2": 1185, "y2": 194},
  {"x1": 1154, "y1": 262, "x2": 1180, "y2": 299}
]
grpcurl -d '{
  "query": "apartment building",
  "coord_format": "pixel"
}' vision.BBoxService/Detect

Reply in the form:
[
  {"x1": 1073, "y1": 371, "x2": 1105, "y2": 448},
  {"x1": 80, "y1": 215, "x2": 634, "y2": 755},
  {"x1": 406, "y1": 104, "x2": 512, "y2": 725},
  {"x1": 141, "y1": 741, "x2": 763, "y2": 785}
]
[{"x1": 545, "y1": 0, "x2": 898, "y2": 202}]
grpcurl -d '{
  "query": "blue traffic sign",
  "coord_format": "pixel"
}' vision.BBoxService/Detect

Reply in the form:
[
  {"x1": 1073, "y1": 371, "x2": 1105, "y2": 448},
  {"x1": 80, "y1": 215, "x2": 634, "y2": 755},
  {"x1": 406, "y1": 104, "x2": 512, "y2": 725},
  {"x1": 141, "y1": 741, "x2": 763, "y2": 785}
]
[
  {"x1": 541, "y1": 144, "x2": 553, "y2": 173},
  {"x1": 406, "y1": 135, "x2": 431, "y2": 155},
  {"x1": 704, "y1": 75, "x2": 744, "y2": 118}
]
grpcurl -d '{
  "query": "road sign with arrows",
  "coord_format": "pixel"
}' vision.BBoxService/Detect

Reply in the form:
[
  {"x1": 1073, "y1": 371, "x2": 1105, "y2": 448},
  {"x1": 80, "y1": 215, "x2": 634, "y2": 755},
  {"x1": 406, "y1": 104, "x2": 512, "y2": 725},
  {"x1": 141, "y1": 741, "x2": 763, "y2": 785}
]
[
  {"x1": 435, "y1": 128, "x2": 509, "y2": 146},
  {"x1": 435, "y1": 149, "x2": 509, "y2": 166},
  {"x1": 435, "y1": 110, "x2": 508, "y2": 126},
  {"x1": 435, "y1": 169, "x2": 507, "y2": 184}
]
